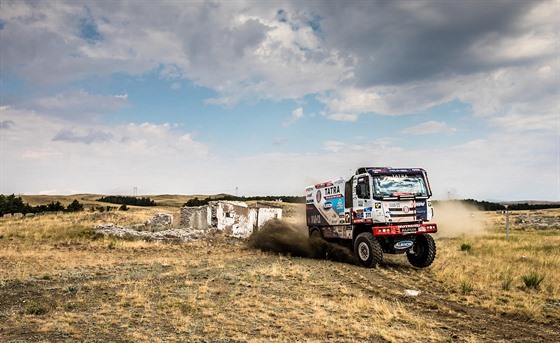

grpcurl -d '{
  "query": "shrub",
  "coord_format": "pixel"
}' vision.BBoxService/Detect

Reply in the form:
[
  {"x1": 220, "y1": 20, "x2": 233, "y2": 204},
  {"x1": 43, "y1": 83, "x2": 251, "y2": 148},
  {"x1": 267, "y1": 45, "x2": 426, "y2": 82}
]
[
  {"x1": 47, "y1": 201, "x2": 65, "y2": 212},
  {"x1": 501, "y1": 275, "x2": 514, "y2": 291},
  {"x1": 25, "y1": 302, "x2": 48, "y2": 315},
  {"x1": 185, "y1": 197, "x2": 207, "y2": 206},
  {"x1": 522, "y1": 271, "x2": 546, "y2": 290},
  {"x1": 460, "y1": 280, "x2": 474, "y2": 294},
  {"x1": 78, "y1": 228, "x2": 104, "y2": 241},
  {"x1": 66, "y1": 199, "x2": 84, "y2": 212},
  {"x1": 460, "y1": 242, "x2": 472, "y2": 252},
  {"x1": 65, "y1": 285, "x2": 80, "y2": 295}
]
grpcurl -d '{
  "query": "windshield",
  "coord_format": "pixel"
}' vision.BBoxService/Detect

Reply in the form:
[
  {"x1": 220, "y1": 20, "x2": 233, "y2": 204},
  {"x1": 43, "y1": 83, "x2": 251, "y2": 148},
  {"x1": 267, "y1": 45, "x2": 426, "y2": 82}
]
[{"x1": 372, "y1": 174, "x2": 429, "y2": 198}]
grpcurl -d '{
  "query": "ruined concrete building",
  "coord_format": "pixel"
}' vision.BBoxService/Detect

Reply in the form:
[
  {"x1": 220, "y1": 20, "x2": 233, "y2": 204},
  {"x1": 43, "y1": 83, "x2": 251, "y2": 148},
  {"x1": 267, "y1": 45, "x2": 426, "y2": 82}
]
[{"x1": 179, "y1": 201, "x2": 282, "y2": 238}]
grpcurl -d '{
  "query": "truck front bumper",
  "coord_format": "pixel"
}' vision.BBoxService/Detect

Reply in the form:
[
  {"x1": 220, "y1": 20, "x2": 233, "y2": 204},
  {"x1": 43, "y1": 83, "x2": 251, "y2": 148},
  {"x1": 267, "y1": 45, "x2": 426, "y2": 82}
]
[{"x1": 372, "y1": 223, "x2": 437, "y2": 236}]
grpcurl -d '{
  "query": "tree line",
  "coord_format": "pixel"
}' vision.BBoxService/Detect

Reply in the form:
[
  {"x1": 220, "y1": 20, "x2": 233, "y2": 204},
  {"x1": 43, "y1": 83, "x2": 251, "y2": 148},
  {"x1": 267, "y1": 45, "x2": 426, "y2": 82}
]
[
  {"x1": 434, "y1": 199, "x2": 560, "y2": 211},
  {"x1": 0, "y1": 194, "x2": 83, "y2": 216},
  {"x1": 185, "y1": 195, "x2": 305, "y2": 207},
  {"x1": 96, "y1": 196, "x2": 157, "y2": 207}
]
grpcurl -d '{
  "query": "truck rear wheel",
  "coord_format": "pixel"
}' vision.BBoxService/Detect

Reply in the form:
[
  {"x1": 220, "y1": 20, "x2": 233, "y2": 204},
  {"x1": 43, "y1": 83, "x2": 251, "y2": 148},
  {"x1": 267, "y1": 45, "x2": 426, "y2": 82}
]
[
  {"x1": 407, "y1": 233, "x2": 436, "y2": 268},
  {"x1": 354, "y1": 232, "x2": 383, "y2": 268},
  {"x1": 309, "y1": 228, "x2": 323, "y2": 239}
]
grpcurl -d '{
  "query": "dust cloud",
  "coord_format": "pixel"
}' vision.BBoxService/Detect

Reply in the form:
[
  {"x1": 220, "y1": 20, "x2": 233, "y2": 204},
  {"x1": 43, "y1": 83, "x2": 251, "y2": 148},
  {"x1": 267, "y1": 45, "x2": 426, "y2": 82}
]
[
  {"x1": 433, "y1": 201, "x2": 486, "y2": 238},
  {"x1": 249, "y1": 219, "x2": 357, "y2": 264}
]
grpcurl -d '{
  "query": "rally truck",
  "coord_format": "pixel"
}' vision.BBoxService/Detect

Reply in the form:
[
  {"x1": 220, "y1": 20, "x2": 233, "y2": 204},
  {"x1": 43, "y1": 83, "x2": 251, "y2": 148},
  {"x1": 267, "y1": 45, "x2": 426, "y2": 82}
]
[{"x1": 306, "y1": 167, "x2": 437, "y2": 268}]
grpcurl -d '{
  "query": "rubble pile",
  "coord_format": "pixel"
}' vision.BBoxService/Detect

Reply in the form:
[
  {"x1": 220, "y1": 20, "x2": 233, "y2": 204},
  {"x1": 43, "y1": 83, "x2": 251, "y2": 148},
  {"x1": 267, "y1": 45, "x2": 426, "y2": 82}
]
[
  {"x1": 513, "y1": 212, "x2": 560, "y2": 230},
  {"x1": 145, "y1": 213, "x2": 173, "y2": 227},
  {"x1": 93, "y1": 222, "x2": 218, "y2": 242}
]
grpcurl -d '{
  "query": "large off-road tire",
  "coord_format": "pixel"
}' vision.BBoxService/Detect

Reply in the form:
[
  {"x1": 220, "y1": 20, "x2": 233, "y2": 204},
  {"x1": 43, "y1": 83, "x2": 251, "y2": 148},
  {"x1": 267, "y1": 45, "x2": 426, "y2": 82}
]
[
  {"x1": 309, "y1": 228, "x2": 323, "y2": 239},
  {"x1": 407, "y1": 233, "x2": 436, "y2": 268},
  {"x1": 354, "y1": 232, "x2": 383, "y2": 268}
]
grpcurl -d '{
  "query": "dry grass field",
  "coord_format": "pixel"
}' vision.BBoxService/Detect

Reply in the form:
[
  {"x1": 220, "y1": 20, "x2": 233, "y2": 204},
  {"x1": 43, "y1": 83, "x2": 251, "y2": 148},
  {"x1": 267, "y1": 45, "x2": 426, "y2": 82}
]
[{"x1": 1, "y1": 198, "x2": 559, "y2": 342}]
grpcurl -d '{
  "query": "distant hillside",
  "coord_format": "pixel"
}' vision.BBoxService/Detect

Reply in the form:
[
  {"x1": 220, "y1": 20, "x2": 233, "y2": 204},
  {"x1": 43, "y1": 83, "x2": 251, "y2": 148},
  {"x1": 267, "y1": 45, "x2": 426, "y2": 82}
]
[
  {"x1": 14, "y1": 194, "x2": 303, "y2": 209},
  {"x1": 14, "y1": 194, "x2": 559, "y2": 212},
  {"x1": 19, "y1": 194, "x2": 104, "y2": 207}
]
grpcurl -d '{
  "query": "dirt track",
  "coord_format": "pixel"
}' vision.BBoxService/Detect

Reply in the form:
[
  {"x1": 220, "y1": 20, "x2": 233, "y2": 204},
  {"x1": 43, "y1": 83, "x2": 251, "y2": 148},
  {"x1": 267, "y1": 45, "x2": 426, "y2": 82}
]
[{"x1": 327, "y1": 259, "x2": 560, "y2": 342}]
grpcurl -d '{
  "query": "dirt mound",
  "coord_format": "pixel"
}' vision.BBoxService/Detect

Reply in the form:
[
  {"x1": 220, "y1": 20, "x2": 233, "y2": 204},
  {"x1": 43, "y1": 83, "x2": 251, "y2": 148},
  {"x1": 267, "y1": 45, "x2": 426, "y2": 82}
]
[{"x1": 248, "y1": 219, "x2": 356, "y2": 264}]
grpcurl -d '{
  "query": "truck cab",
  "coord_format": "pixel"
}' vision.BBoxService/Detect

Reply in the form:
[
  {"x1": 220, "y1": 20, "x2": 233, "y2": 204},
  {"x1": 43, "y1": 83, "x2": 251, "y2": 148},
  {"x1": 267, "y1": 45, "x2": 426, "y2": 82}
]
[{"x1": 350, "y1": 167, "x2": 436, "y2": 230}]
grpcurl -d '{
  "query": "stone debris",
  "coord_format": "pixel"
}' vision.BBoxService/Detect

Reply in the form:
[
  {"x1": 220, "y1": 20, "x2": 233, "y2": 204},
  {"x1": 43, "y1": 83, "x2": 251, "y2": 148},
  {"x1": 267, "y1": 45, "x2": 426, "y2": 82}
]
[
  {"x1": 404, "y1": 289, "x2": 421, "y2": 297},
  {"x1": 93, "y1": 222, "x2": 218, "y2": 242},
  {"x1": 512, "y1": 212, "x2": 560, "y2": 230},
  {"x1": 145, "y1": 213, "x2": 173, "y2": 227}
]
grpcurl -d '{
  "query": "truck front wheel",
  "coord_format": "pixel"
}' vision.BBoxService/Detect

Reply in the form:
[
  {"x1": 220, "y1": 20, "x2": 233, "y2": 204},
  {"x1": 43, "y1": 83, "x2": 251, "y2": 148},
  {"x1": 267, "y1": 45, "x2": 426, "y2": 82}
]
[
  {"x1": 354, "y1": 232, "x2": 383, "y2": 268},
  {"x1": 407, "y1": 233, "x2": 436, "y2": 268}
]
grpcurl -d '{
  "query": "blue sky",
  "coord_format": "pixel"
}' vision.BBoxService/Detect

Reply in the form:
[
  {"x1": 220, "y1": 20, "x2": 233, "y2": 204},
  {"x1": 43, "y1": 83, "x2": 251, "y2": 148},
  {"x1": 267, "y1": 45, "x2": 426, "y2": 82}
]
[{"x1": 1, "y1": 1, "x2": 558, "y2": 201}]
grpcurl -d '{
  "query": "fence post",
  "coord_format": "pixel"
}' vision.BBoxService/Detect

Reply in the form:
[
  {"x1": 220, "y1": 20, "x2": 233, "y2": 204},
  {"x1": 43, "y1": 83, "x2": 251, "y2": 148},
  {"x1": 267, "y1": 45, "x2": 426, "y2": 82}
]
[{"x1": 504, "y1": 205, "x2": 510, "y2": 238}]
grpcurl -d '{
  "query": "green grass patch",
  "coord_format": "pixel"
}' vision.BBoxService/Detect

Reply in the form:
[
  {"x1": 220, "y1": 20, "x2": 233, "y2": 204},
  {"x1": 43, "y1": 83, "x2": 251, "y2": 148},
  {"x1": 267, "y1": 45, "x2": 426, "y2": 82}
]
[
  {"x1": 501, "y1": 274, "x2": 514, "y2": 291},
  {"x1": 460, "y1": 280, "x2": 474, "y2": 294},
  {"x1": 521, "y1": 271, "x2": 546, "y2": 290},
  {"x1": 25, "y1": 302, "x2": 48, "y2": 315}
]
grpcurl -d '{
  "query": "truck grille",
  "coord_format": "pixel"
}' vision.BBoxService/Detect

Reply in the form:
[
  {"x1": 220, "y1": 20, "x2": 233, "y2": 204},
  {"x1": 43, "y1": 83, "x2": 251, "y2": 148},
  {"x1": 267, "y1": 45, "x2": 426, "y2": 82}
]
[
  {"x1": 388, "y1": 206, "x2": 419, "y2": 219},
  {"x1": 390, "y1": 213, "x2": 416, "y2": 218}
]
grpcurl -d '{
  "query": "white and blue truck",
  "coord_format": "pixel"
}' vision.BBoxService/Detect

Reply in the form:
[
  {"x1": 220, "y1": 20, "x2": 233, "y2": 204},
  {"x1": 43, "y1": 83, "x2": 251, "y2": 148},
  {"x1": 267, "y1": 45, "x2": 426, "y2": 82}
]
[{"x1": 306, "y1": 167, "x2": 438, "y2": 268}]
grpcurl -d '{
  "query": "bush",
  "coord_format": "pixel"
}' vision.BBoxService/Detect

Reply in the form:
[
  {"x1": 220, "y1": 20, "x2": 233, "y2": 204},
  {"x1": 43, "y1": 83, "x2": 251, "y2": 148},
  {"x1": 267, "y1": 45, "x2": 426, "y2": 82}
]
[
  {"x1": 119, "y1": 204, "x2": 129, "y2": 211},
  {"x1": 25, "y1": 302, "x2": 48, "y2": 315},
  {"x1": 185, "y1": 197, "x2": 207, "y2": 206},
  {"x1": 522, "y1": 271, "x2": 546, "y2": 290},
  {"x1": 66, "y1": 199, "x2": 84, "y2": 212},
  {"x1": 501, "y1": 275, "x2": 514, "y2": 290},
  {"x1": 460, "y1": 280, "x2": 474, "y2": 294},
  {"x1": 78, "y1": 228, "x2": 104, "y2": 241},
  {"x1": 47, "y1": 201, "x2": 65, "y2": 212},
  {"x1": 460, "y1": 242, "x2": 472, "y2": 252},
  {"x1": 0, "y1": 194, "x2": 33, "y2": 215}
]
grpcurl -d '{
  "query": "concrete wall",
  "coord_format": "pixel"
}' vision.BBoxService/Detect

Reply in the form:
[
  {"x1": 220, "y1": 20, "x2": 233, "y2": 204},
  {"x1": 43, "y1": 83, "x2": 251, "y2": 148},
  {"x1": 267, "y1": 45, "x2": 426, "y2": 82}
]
[
  {"x1": 180, "y1": 206, "x2": 211, "y2": 230},
  {"x1": 256, "y1": 207, "x2": 282, "y2": 228},
  {"x1": 179, "y1": 201, "x2": 282, "y2": 238}
]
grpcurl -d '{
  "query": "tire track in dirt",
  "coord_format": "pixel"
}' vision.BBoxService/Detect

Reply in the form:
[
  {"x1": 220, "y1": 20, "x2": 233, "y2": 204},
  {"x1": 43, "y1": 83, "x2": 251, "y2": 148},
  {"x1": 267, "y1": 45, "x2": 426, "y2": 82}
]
[
  {"x1": 328, "y1": 262, "x2": 560, "y2": 342},
  {"x1": 248, "y1": 220, "x2": 560, "y2": 342}
]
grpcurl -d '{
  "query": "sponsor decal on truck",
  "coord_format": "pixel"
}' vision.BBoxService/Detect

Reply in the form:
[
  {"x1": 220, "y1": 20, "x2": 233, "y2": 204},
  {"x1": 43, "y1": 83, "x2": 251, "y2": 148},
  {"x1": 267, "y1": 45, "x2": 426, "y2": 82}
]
[{"x1": 394, "y1": 240, "x2": 414, "y2": 250}]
